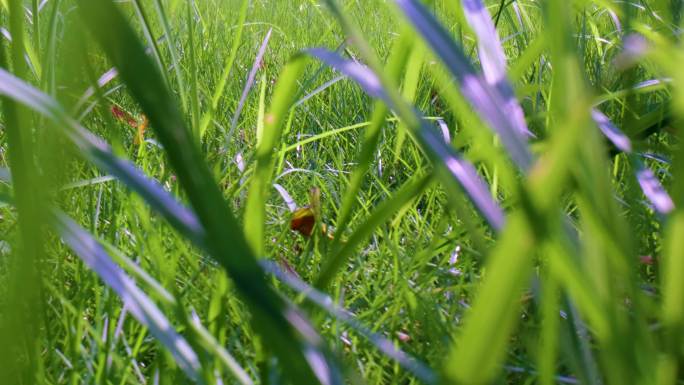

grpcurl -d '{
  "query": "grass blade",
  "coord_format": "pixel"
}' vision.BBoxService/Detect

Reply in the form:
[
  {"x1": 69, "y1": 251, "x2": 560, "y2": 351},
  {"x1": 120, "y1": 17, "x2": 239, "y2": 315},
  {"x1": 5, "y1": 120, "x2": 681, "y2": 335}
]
[
  {"x1": 186, "y1": 0, "x2": 201, "y2": 136},
  {"x1": 152, "y1": 0, "x2": 188, "y2": 114},
  {"x1": 592, "y1": 109, "x2": 674, "y2": 214},
  {"x1": 0, "y1": 3, "x2": 46, "y2": 380},
  {"x1": 461, "y1": 0, "x2": 532, "y2": 138},
  {"x1": 395, "y1": 0, "x2": 532, "y2": 170},
  {"x1": 243, "y1": 57, "x2": 304, "y2": 256},
  {"x1": 228, "y1": 28, "x2": 272, "y2": 144},
  {"x1": 131, "y1": 0, "x2": 168, "y2": 86}
]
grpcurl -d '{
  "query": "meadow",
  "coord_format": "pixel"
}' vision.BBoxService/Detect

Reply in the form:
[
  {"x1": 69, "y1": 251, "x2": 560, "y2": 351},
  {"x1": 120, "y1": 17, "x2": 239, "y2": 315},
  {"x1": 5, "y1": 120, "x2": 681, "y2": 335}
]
[{"x1": 0, "y1": 0, "x2": 682, "y2": 384}]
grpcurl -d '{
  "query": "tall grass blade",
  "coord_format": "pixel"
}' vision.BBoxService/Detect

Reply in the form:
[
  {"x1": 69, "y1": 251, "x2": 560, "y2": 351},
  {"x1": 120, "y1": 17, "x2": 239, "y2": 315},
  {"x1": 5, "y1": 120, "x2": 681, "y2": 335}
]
[
  {"x1": 592, "y1": 109, "x2": 674, "y2": 214},
  {"x1": 132, "y1": 0, "x2": 168, "y2": 86},
  {"x1": 152, "y1": 0, "x2": 188, "y2": 114},
  {"x1": 461, "y1": 0, "x2": 532, "y2": 138},
  {"x1": 186, "y1": 0, "x2": 200, "y2": 136},
  {"x1": 228, "y1": 28, "x2": 272, "y2": 144},
  {"x1": 395, "y1": 0, "x2": 532, "y2": 170},
  {"x1": 0, "y1": 4, "x2": 46, "y2": 381},
  {"x1": 243, "y1": 57, "x2": 303, "y2": 256},
  {"x1": 445, "y1": 213, "x2": 535, "y2": 384}
]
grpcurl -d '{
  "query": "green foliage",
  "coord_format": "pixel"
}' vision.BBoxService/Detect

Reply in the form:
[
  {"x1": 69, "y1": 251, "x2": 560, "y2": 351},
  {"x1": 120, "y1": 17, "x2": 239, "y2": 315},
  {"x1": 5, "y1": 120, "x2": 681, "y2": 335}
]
[{"x1": 1, "y1": 0, "x2": 683, "y2": 384}]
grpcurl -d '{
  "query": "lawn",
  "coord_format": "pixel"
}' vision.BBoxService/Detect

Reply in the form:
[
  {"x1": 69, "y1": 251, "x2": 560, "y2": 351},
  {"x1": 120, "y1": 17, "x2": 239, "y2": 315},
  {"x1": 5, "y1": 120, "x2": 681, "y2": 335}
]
[{"x1": 1, "y1": 0, "x2": 682, "y2": 384}]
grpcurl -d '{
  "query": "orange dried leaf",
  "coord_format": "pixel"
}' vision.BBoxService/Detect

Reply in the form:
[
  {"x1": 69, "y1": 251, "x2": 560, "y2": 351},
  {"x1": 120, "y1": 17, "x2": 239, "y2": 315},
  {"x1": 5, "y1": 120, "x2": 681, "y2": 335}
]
[{"x1": 290, "y1": 206, "x2": 315, "y2": 237}]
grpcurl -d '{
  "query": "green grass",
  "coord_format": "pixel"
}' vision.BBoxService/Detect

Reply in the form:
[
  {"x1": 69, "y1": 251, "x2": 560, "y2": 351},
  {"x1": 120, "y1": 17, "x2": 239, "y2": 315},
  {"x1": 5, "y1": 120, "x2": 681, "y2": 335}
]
[{"x1": 0, "y1": 0, "x2": 683, "y2": 384}]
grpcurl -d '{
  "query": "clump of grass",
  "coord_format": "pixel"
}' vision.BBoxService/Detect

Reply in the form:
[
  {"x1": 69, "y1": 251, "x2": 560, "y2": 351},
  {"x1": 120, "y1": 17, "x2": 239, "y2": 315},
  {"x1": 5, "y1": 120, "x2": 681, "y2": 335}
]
[{"x1": 1, "y1": 0, "x2": 683, "y2": 384}]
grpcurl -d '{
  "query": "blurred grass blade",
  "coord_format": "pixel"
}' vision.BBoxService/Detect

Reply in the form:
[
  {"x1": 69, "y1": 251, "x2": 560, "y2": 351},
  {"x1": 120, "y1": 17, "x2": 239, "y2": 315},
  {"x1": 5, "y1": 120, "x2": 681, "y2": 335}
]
[
  {"x1": 0, "y1": 5, "x2": 46, "y2": 380},
  {"x1": 394, "y1": 37, "x2": 422, "y2": 160},
  {"x1": 461, "y1": 0, "x2": 532, "y2": 138},
  {"x1": 462, "y1": 0, "x2": 507, "y2": 85},
  {"x1": 660, "y1": 212, "x2": 684, "y2": 383},
  {"x1": 395, "y1": 0, "x2": 532, "y2": 170},
  {"x1": 635, "y1": 163, "x2": 674, "y2": 214},
  {"x1": 305, "y1": 49, "x2": 386, "y2": 99},
  {"x1": 0, "y1": 166, "x2": 10, "y2": 182},
  {"x1": 591, "y1": 109, "x2": 631, "y2": 152},
  {"x1": 445, "y1": 213, "x2": 535, "y2": 384},
  {"x1": 592, "y1": 109, "x2": 674, "y2": 214},
  {"x1": 304, "y1": 48, "x2": 505, "y2": 231},
  {"x1": 52, "y1": 211, "x2": 202, "y2": 381},
  {"x1": 76, "y1": 2, "x2": 344, "y2": 383}
]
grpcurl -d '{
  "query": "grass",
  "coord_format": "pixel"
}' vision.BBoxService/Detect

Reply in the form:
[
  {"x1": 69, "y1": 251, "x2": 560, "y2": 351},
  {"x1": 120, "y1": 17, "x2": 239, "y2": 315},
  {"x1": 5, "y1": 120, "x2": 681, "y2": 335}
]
[{"x1": 0, "y1": 0, "x2": 683, "y2": 384}]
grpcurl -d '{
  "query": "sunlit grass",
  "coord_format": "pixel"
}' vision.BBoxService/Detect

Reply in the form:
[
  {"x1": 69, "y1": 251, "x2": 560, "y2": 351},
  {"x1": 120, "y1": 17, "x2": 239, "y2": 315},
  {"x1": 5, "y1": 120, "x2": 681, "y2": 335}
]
[{"x1": 1, "y1": 0, "x2": 682, "y2": 384}]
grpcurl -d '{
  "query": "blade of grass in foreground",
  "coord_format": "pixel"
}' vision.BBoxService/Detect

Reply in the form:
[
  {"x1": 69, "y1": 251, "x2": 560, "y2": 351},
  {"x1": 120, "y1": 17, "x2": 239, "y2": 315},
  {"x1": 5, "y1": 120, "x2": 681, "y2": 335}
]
[
  {"x1": 591, "y1": 109, "x2": 674, "y2": 214},
  {"x1": 243, "y1": 56, "x2": 303, "y2": 256},
  {"x1": 76, "y1": 2, "x2": 343, "y2": 384},
  {"x1": 262, "y1": 260, "x2": 437, "y2": 385},
  {"x1": 303, "y1": 48, "x2": 505, "y2": 231},
  {"x1": 460, "y1": 0, "x2": 532, "y2": 138},
  {"x1": 0, "y1": 6, "x2": 46, "y2": 380},
  {"x1": 395, "y1": 0, "x2": 532, "y2": 171},
  {"x1": 384, "y1": 0, "x2": 604, "y2": 382},
  {"x1": 461, "y1": 4, "x2": 645, "y2": 381},
  {"x1": 657, "y1": 47, "x2": 684, "y2": 382},
  {"x1": 52, "y1": 211, "x2": 203, "y2": 381}
]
